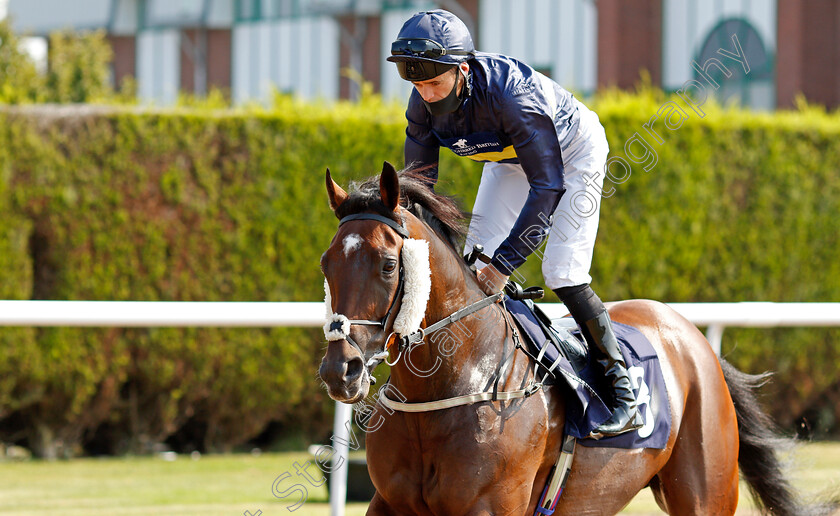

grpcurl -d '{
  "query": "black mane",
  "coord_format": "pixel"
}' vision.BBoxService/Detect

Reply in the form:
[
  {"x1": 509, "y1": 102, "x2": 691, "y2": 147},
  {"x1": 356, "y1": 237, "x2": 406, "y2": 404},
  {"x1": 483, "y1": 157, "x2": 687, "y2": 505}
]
[{"x1": 334, "y1": 169, "x2": 468, "y2": 249}]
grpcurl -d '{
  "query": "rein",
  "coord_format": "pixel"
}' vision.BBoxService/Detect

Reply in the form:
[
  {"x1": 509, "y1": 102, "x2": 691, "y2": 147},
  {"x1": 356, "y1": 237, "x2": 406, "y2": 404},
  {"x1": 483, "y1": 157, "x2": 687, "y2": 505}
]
[{"x1": 366, "y1": 290, "x2": 504, "y2": 368}]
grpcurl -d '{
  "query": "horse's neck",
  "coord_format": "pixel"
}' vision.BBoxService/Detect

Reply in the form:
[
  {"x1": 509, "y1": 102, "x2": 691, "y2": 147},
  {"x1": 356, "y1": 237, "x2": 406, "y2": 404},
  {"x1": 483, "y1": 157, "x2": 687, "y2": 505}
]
[{"x1": 389, "y1": 234, "x2": 510, "y2": 401}]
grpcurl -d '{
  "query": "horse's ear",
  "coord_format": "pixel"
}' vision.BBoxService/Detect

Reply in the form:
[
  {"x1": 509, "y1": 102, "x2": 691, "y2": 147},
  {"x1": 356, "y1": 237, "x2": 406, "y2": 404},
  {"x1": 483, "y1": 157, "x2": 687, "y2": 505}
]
[
  {"x1": 380, "y1": 161, "x2": 400, "y2": 212},
  {"x1": 326, "y1": 168, "x2": 349, "y2": 213}
]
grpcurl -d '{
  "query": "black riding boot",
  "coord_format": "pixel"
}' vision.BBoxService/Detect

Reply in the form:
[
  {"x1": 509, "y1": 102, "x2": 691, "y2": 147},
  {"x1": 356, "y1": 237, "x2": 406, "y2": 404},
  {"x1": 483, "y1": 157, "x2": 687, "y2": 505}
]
[
  {"x1": 553, "y1": 285, "x2": 643, "y2": 439},
  {"x1": 581, "y1": 310, "x2": 644, "y2": 438}
]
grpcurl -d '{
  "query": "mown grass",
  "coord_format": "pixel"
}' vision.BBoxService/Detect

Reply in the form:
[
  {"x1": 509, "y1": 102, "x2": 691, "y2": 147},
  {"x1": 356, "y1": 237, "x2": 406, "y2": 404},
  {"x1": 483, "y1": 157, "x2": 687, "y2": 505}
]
[{"x1": 0, "y1": 443, "x2": 837, "y2": 515}]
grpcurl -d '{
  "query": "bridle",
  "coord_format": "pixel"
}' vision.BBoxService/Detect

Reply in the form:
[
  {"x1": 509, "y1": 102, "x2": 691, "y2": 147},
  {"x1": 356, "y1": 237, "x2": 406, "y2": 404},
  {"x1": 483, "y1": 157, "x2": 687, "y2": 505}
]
[
  {"x1": 324, "y1": 210, "x2": 501, "y2": 379},
  {"x1": 324, "y1": 212, "x2": 413, "y2": 380},
  {"x1": 325, "y1": 208, "x2": 546, "y2": 413}
]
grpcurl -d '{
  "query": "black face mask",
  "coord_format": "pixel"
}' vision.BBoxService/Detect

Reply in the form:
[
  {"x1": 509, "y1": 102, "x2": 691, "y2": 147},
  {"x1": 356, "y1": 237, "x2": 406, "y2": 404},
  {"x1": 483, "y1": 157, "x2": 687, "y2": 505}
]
[{"x1": 423, "y1": 70, "x2": 464, "y2": 116}]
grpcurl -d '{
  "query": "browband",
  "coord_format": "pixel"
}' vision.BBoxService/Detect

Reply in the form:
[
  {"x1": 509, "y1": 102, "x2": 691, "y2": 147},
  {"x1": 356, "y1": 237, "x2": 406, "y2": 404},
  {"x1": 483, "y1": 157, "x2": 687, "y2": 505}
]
[{"x1": 339, "y1": 213, "x2": 409, "y2": 239}]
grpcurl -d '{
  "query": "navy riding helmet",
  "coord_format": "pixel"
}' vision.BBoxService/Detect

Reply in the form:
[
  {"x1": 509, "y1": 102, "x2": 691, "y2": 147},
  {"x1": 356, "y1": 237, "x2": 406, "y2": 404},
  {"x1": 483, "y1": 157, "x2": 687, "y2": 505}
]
[{"x1": 387, "y1": 10, "x2": 475, "y2": 82}]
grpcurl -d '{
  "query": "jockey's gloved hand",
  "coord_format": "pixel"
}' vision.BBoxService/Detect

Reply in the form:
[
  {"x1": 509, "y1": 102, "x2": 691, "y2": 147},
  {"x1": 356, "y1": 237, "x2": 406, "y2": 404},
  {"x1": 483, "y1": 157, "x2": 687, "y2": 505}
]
[{"x1": 476, "y1": 264, "x2": 509, "y2": 296}]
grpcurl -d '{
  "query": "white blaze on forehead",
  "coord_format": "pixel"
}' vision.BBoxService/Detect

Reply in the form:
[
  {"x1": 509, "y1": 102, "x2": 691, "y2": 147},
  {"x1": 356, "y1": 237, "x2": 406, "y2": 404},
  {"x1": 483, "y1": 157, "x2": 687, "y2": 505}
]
[{"x1": 342, "y1": 234, "x2": 363, "y2": 256}]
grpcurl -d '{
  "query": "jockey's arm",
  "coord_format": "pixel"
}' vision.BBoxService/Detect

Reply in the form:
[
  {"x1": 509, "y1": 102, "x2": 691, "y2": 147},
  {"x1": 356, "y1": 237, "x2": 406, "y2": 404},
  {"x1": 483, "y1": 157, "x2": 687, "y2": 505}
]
[{"x1": 487, "y1": 97, "x2": 566, "y2": 277}]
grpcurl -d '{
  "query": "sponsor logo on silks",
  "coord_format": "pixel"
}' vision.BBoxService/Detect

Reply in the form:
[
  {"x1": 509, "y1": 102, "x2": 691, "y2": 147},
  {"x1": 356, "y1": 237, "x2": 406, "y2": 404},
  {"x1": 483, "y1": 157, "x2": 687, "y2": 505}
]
[{"x1": 438, "y1": 131, "x2": 517, "y2": 162}]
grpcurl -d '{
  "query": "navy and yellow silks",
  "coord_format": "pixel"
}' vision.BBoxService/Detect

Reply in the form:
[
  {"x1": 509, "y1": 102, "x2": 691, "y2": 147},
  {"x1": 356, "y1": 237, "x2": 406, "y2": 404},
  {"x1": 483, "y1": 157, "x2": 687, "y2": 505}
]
[{"x1": 403, "y1": 52, "x2": 581, "y2": 274}]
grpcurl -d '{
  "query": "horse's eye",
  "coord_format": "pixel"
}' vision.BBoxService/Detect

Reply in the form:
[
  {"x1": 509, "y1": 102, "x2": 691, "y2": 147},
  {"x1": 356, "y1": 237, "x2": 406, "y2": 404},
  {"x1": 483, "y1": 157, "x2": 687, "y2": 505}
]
[{"x1": 383, "y1": 260, "x2": 398, "y2": 274}]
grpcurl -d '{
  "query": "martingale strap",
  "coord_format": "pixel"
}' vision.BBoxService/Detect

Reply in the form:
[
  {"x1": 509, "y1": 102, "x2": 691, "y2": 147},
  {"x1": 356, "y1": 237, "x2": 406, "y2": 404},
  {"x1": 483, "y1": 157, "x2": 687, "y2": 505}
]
[{"x1": 378, "y1": 380, "x2": 542, "y2": 412}]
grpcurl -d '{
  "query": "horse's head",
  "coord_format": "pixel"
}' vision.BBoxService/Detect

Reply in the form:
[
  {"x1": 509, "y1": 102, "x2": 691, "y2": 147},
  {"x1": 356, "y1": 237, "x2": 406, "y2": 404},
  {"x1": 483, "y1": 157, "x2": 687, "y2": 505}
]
[{"x1": 319, "y1": 162, "x2": 432, "y2": 403}]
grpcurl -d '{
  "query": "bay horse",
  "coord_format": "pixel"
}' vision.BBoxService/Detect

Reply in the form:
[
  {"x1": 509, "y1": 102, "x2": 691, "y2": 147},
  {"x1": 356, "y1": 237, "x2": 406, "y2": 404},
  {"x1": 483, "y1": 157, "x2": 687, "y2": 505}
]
[{"x1": 319, "y1": 162, "x2": 835, "y2": 516}]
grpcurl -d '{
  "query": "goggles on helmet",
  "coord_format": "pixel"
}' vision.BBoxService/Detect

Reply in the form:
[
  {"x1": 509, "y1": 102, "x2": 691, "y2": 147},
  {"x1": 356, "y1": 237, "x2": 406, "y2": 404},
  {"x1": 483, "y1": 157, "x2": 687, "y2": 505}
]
[{"x1": 390, "y1": 38, "x2": 470, "y2": 60}]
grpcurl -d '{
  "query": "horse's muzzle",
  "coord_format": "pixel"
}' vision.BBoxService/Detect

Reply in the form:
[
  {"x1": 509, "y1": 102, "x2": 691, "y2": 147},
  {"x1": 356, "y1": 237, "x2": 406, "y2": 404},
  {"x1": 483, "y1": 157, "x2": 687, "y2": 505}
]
[{"x1": 319, "y1": 340, "x2": 370, "y2": 403}]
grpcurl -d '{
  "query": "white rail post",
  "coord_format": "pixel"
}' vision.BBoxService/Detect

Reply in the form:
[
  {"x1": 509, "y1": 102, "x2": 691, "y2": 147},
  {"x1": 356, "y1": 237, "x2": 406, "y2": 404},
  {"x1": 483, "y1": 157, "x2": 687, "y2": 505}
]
[
  {"x1": 330, "y1": 402, "x2": 353, "y2": 516},
  {"x1": 706, "y1": 324, "x2": 725, "y2": 355}
]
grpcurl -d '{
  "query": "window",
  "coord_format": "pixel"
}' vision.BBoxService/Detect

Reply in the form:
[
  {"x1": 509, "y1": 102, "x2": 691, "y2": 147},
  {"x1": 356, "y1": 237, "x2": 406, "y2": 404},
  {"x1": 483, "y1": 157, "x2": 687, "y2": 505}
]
[
  {"x1": 263, "y1": 0, "x2": 297, "y2": 18},
  {"x1": 694, "y1": 18, "x2": 774, "y2": 110},
  {"x1": 146, "y1": 0, "x2": 207, "y2": 27},
  {"x1": 236, "y1": 0, "x2": 261, "y2": 21}
]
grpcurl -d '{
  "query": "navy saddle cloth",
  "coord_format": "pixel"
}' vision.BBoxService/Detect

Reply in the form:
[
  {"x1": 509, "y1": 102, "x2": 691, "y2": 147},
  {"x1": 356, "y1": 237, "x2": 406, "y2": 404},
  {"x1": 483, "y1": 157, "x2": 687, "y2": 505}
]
[{"x1": 505, "y1": 297, "x2": 671, "y2": 449}]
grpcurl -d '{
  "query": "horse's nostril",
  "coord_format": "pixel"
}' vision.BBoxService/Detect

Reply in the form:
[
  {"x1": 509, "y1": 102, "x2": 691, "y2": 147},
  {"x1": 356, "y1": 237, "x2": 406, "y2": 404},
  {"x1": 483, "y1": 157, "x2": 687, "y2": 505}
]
[{"x1": 345, "y1": 356, "x2": 364, "y2": 382}]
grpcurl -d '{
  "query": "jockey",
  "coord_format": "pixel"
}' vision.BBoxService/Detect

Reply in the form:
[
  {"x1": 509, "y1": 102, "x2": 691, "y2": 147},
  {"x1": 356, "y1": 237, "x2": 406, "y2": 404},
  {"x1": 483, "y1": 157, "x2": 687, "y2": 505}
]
[{"x1": 387, "y1": 9, "x2": 643, "y2": 438}]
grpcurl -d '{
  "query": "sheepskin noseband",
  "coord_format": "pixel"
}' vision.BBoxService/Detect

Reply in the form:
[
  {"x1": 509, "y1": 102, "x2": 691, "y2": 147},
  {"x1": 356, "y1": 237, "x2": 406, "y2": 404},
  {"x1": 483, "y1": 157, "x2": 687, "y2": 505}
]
[
  {"x1": 392, "y1": 238, "x2": 431, "y2": 336},
  {"x1": 324, "y1": 237, "x2": 431, "y2": 340}
]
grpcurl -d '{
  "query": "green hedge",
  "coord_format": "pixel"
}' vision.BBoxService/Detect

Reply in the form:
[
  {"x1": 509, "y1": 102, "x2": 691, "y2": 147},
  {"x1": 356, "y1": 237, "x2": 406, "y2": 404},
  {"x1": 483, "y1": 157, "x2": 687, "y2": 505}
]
[
  {"x1": 0, "y1": 93, "x2": 838, "y2": 456},
  {"x1": 589, "y1": 92, "x2": 840, "y2": 437}
]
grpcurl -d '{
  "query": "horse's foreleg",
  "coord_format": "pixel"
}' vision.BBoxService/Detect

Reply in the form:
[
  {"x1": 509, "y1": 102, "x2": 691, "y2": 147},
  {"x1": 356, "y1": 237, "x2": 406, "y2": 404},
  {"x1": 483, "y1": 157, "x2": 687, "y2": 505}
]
[{"x1": 463, "y1": 496, "x2": 532, "y2": 516}]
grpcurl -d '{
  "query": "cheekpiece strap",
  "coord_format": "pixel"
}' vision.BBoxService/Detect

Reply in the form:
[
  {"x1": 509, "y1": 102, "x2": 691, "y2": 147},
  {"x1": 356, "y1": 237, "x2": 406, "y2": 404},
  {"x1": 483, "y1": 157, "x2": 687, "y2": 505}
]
[{"x1": 339, "y1": 213, "x2": 409, "y2": 239}]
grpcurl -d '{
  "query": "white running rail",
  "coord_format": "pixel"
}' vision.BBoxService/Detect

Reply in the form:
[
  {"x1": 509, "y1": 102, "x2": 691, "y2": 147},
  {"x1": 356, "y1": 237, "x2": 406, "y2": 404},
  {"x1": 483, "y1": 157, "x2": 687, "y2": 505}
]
[
  {"x1": 1, "y1": 300, "x2": 838, "y2": 516},
  {"x1": 3, "y1": 300, "x2": 838, "y2": 353}
]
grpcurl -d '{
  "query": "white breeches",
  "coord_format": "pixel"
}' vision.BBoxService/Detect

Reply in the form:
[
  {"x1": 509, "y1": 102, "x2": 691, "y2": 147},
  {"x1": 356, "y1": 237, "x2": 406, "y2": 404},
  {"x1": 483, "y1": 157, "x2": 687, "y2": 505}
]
[{"x1": 465, "y1": 101, "x2": 610, "y2": 290}]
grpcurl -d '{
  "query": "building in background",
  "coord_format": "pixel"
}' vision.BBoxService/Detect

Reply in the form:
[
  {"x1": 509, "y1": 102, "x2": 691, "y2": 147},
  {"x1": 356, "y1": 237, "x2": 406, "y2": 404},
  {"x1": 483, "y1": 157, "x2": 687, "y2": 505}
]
[{"x1": 6, "y1": 0, "x2": 840, "y2": 109}]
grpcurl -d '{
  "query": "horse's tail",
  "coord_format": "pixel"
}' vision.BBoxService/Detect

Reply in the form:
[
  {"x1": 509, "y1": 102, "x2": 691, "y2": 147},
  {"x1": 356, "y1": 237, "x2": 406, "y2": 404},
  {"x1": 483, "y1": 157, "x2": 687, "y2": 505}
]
[{"x1": 719, "y1": 357, "x2": 839, "y2": 516}]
